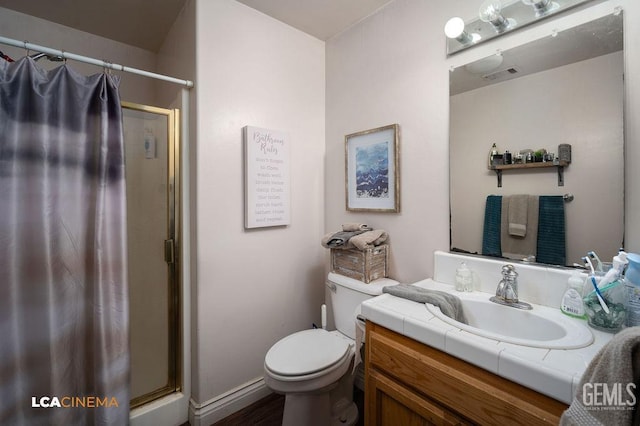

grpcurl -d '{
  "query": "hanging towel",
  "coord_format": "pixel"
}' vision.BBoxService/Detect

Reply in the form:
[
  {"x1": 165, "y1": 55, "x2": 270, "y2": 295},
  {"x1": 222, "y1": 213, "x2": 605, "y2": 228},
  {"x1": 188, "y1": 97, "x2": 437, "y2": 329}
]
[
  {"x1": 560, "y1": 326, "x2": 640, "y2": 426},
  {"x1": 482, "y1": 195, "x2": 502, "y2": 257},
  {"x1": 501, "y1": 195, "x2": 539, "y2": 261},
  {"x1": 382, "y1": 285, "x2": 468, "y2": 324},
  {"x1": 537, "y1": 196, "x2": 566, "y2": 266},
  {"x1": 508, "y1": 194, "x2": 529, "y2": 237},
  {"x1": 349, "y1": 229, "x2": 388, "y2": 250}
]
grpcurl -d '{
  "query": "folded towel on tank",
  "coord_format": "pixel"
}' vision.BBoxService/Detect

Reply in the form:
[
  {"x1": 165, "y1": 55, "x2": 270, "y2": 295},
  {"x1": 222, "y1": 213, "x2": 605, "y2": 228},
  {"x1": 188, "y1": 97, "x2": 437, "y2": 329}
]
[
  {"x1": 382, "y1": 285, "x2": 468, "y2": 324},
  {"x1": 349, "y1": 229, "x2": 388, "y2": 250},
  {"x1": 342, "y1": 223, "x2": 372, "y2": 232},
  {"x1": 321, "y1": 230, "x2": 365, "y2": 249}
]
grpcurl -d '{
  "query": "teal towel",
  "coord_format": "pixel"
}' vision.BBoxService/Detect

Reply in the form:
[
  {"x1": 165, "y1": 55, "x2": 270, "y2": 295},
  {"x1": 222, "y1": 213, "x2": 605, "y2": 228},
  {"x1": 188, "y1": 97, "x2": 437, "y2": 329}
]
[
  {"x1": 482, "y1": 195, "x2": 502, "y2": 257},
  {"x1": 537, "y1": 196, "x2": 566, "y2": 265}
]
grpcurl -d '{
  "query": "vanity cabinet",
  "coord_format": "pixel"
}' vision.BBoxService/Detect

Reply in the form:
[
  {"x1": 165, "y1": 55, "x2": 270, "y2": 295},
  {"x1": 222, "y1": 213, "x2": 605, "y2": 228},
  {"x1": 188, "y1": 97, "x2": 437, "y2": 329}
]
[{"x1": 365, "y1": 323, "x2": 567, "y2": 425}]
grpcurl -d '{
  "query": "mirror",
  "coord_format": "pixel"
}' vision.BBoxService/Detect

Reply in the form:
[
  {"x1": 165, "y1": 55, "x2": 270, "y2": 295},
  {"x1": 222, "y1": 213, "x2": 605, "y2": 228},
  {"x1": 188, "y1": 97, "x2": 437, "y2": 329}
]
[{"x1": 449, "y1": 13, "x2": 624, "y2": 267}]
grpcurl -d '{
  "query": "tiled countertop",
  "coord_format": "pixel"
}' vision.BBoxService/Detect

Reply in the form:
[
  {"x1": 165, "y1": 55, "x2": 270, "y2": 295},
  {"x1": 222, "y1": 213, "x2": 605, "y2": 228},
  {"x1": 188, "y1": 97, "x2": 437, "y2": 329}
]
[{"x1": 361, "y1": 278, "x2": 614, "y2": 404}]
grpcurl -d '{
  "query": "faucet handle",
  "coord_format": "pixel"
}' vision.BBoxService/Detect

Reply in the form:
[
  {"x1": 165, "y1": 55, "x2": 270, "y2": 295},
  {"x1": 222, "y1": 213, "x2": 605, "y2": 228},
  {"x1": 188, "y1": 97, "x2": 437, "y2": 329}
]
[{"x1": 501, "y1": 264, "x2": 518, "y2": 279}]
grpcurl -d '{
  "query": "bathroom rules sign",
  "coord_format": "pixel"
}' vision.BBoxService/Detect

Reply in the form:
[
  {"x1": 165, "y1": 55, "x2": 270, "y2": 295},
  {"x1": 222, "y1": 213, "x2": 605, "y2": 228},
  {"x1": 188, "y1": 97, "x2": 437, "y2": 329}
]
[{"x1": 243, "y1": 126, "x2": 291, "y2": 228}]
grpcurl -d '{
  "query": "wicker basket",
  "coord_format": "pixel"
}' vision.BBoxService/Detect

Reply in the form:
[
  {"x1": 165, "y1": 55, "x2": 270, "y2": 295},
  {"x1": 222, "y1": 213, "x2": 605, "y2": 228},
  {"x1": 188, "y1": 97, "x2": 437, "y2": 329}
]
[{"x1": 330, "y1": 245, "x2": 388, "y2": 283}]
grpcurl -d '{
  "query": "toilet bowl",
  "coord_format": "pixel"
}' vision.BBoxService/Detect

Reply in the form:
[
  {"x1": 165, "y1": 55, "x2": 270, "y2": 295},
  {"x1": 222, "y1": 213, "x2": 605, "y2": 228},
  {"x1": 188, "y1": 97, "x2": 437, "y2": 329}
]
[{"x1": 264, "y1": 273, "x2": 398, "y2": 426}]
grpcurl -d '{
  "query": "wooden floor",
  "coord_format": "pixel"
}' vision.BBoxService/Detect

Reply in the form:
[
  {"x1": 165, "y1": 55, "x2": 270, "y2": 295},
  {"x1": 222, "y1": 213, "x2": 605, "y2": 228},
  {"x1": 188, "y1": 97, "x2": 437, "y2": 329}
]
[
  {"x1": 212, "y1": 392, "x2": 285, "y2": 426},
  {"x1": 209, "y1": 388, "x2": 365, "y2": 426}
]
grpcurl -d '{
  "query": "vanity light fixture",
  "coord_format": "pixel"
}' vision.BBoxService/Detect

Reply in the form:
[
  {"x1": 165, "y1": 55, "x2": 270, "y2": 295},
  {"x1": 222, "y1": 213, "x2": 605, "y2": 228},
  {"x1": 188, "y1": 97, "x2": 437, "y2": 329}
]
[
  {"x1": 445, "y1": 0, "x2": 597, "y2": 55},
  {"x1": 522, "y1": 0, "x2": 558, "y2": 17},
  {"x1": 479, "y1": 0, "x2": 515, "y2": 33},
  {"x1": 444, "y1": 17, "x2": 481, "y2": 45}
]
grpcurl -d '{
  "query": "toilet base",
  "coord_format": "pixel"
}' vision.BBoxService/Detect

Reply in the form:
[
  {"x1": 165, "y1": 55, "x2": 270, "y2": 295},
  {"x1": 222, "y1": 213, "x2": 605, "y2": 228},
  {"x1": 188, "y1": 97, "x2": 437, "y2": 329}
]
[{"x1": 282, "y1": 394, "x2": 358, "y2": 426}]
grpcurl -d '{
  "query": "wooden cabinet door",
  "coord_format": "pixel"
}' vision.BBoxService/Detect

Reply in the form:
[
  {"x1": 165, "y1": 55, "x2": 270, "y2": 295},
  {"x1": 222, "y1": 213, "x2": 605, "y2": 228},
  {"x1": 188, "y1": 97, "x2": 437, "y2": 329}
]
[{"x1": 366, "y1": 369, "x2": 471, "y2": 426}]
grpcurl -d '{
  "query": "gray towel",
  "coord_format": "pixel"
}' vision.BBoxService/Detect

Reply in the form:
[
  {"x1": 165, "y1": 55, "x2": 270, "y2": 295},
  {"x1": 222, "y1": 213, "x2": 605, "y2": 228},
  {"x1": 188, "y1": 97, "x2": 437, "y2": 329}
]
[
  {"x1": 382, "y1": 285, "x2": 468, "y2": 324},
  {"x1": 560, "y1": 326, "x2": 640, "y2": 426},
  {"x1": 350, "y1": 229, "x2": 388, "y2": 250},
  {"x1": 508, "y1": 194, "x2": 529, "y2": 237},
  {"x1": 342, "y1": 223, "x2": 372, "y2": 232},
  {"x1": 501, "y1": 195, "x2": 539, "y2": 261},
  {"x1": 321, "y1": 230, "x2": 364, "y2": 249}
]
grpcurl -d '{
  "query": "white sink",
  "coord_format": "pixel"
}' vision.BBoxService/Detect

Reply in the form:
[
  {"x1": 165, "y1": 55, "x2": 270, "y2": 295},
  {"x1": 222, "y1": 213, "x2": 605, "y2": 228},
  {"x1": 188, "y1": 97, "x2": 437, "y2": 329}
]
[{"x1": 425, "y1": 292, "x2": 594, "y2": 349}]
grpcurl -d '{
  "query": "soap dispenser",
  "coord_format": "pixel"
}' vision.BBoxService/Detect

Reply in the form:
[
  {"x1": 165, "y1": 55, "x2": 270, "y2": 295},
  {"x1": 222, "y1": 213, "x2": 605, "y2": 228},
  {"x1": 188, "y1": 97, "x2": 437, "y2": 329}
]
[
  {"x1": 561, "y1": 271, "x2": 586, "y2": 319},
  {"x1": 455, "y1": 262, "x2": 473, "y2": 292}
]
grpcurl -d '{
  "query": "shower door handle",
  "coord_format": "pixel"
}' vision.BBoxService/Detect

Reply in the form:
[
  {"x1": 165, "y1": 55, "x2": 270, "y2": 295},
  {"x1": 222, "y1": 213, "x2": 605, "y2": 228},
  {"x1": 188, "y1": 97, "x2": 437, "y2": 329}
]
[{"x1": 164, "y1": 239, "x2": 175, "y2": 264}]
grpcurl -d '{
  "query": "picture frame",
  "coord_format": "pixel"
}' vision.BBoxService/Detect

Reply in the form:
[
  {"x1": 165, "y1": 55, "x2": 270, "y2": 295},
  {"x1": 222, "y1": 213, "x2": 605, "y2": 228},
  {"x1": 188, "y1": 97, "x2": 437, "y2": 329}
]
[{"x1": 345, "y1": 124, "x2": 400, "y2": 212}]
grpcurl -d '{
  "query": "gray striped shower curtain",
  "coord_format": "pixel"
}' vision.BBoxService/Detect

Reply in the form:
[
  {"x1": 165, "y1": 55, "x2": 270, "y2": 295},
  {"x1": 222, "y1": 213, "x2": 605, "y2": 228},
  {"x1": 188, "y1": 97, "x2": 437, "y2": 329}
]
[{"x1": 0, "y1": 57, "x2": 129, "y2": 425}]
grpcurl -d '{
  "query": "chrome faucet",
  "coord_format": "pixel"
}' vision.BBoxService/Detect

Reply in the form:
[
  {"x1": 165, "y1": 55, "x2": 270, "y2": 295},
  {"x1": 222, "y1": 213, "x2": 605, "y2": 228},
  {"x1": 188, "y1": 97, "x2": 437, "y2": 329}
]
[{"x1": 490, "y1": 264, "x2": 532, "y2": 310}]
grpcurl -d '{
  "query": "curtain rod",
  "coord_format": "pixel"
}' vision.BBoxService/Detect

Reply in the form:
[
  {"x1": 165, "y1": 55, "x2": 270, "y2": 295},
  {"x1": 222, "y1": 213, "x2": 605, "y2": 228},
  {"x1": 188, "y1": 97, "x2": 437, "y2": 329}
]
[{"x1": 0, "y1": 35, "x2": 194, "y2": 88}]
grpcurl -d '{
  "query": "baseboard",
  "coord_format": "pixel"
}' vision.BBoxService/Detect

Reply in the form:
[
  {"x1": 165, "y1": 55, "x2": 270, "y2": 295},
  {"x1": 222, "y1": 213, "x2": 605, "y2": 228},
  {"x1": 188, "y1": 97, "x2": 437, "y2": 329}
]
[{"x1": 189, "y1": 377, "x2": 272, "y2": 426}]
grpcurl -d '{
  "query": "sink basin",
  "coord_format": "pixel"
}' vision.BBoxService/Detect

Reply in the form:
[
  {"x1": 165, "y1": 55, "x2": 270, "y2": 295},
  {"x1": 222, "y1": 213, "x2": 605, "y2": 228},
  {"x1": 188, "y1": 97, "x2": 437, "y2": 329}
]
[{"x1": 425, "y1": 293, "x2": 594, "y2": 349}]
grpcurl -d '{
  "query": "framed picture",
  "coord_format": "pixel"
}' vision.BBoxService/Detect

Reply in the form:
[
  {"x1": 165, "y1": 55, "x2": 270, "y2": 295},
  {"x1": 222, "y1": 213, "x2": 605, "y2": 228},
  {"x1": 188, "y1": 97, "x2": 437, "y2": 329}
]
[
  {"x1": 243, "y1": 126, "x2": 291, "y2": 228},
  {"x1": 345, "y1": 124, "x2": 400, "y2": 212}
]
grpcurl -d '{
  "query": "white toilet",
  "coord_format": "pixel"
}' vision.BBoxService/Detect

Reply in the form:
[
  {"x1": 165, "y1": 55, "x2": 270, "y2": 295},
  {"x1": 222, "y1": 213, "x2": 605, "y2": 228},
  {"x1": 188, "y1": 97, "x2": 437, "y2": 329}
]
[{"x1": 264, "y1": 272, "x2": 398, "y2": 426}]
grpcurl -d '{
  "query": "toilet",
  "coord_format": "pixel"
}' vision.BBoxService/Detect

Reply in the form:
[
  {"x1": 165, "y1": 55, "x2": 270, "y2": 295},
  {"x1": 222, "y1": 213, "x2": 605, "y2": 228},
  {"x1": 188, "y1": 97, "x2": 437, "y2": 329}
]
[{"x1": 264, "y1": 272, "x2": 398, "y2": 426}]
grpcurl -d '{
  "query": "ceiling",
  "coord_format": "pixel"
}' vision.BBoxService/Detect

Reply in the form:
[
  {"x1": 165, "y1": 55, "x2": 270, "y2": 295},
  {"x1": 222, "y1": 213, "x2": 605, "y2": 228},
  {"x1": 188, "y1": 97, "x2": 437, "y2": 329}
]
[
  {"x1": 236, "y1": 0, "x2": 393, "y2": 41},
  {"x1": 0, "y1": 0, "x2": 393, "y2": 52}
]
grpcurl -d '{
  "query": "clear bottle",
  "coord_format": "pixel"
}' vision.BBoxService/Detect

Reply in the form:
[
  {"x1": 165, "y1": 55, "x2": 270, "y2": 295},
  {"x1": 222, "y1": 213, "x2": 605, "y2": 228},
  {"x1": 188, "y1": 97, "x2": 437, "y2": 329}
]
[
  {"x1": 561, "y1": 271, "x2": 585, "y2": 319},
  {"x1": 488, "y1": 143, "x2": 499, "y2": 168},
  {"x1": 455, "y1": 262, "x2": 473, "y2": 292}
]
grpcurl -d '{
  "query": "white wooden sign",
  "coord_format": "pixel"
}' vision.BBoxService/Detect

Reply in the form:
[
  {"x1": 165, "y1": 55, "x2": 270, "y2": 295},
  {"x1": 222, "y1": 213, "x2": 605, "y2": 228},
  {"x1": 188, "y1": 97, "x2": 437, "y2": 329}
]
[{"x1": 243, "y1": 126, "x2": 291, "y2": 228}]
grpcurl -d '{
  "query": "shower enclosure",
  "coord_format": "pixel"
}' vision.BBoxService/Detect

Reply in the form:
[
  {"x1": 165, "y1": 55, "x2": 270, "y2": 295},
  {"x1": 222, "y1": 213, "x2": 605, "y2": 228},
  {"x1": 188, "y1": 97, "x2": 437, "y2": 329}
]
[{"x1": 122, "y1": 102, "x2": 181, "y2": 408}]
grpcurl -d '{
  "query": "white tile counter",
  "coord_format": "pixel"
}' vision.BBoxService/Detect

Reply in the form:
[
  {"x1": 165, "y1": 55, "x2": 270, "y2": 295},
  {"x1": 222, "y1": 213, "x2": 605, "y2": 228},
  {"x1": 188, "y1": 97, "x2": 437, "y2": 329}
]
[{"x1": 361, "y1": 278, "x2": 614, "y2": 404}]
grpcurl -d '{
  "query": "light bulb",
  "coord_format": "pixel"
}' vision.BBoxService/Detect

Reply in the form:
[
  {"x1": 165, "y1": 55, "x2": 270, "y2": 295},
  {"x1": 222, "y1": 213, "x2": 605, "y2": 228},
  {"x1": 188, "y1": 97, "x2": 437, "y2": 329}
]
[
  {"x1": 479, "y1": 0, "x2": 511, "y2": 33},
  {"x1": 522, "y1": 0, "x2": 556, "y2": 17},
  {"x1": 444, "y1": 17, "x2": 465, "y2": 39},
  {"x1": 444, "y1": 17, "x2": 480, "y2": 45}
]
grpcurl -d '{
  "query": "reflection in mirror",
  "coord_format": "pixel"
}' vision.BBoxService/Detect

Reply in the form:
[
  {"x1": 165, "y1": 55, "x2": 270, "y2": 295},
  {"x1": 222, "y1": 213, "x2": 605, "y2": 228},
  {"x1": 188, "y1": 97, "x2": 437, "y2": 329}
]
[{"x1": 449, "y1": 13, "x2": 624, "y2": 267}]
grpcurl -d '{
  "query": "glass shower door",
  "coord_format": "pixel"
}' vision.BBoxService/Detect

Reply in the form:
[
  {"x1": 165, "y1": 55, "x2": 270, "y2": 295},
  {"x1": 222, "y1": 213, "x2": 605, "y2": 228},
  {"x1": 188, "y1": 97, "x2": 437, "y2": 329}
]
[{"x1": 122, "y1": 102, "x2": 180, "y2": 408}]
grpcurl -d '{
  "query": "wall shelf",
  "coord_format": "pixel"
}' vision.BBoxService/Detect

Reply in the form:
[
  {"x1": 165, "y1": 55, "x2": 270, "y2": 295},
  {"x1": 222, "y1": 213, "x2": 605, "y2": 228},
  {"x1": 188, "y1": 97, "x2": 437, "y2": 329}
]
[{"x1": 489, "y1": 160, "x2": 569, "y2": 187}]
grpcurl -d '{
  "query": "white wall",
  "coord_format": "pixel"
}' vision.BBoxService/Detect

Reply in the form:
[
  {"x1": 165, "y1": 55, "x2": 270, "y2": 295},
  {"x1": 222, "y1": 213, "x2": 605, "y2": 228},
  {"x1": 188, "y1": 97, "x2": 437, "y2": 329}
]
[
  {"x1": 192, "y1": 0, "x2": 325, "y2": 421},
  {"x1": 326, "y1": 0, "x2": 452, "y2": 284},
  {"x1": 450, "y1": 52, "x2": 624, "y2": 265},
  {"x1": 326, "y1": 0, "x2": 640, "y2": 285}
]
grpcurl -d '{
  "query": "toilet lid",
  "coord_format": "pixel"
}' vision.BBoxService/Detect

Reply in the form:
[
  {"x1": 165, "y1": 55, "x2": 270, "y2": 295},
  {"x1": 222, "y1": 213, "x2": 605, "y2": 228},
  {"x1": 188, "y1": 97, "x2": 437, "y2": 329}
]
[{"x1": 265, "y1": 329, "x2": 351, "y2": 377}]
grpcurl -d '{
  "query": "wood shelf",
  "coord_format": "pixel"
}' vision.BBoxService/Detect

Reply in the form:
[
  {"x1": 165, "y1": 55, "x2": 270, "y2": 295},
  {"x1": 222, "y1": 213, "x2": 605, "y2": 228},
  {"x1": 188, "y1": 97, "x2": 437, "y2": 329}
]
[{"x1": 488, "y1": 160, "x2": 569, "y2": 187}]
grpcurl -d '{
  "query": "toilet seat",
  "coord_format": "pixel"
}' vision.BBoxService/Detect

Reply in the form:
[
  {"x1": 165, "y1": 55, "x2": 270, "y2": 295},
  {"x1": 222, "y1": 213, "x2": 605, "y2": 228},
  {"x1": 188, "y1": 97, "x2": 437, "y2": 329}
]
[{"x1": 265, "y1": 329, "x2": 352, "y2": 381}]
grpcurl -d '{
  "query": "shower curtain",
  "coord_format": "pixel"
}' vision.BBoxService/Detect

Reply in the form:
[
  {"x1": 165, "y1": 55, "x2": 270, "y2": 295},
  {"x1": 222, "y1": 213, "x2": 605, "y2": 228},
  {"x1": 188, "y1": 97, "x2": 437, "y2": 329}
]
[{"x1": 0, "y1": 57, "x2": 129, "y2": 425}]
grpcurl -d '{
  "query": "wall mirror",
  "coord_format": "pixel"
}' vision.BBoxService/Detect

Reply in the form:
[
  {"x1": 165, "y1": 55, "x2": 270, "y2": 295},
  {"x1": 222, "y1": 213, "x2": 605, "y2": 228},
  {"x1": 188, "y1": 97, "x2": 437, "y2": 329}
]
[{"x1": 449, "y1": 12, "x2": 624, "y2": 267}]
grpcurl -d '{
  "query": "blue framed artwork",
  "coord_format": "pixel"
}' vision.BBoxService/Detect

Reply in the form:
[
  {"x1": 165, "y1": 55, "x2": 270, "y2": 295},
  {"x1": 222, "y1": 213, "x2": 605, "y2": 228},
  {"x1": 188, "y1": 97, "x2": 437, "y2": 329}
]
[{"x1": 345, "y1": 124, "x2": 400, "y2": 212}]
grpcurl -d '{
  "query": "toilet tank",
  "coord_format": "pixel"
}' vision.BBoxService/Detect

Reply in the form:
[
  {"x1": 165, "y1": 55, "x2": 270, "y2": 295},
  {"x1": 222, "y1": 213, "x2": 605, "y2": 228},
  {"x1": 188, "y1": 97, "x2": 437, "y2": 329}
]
[{"x1": 327, "y1": 272, "x2": 398, "y2": 339}]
